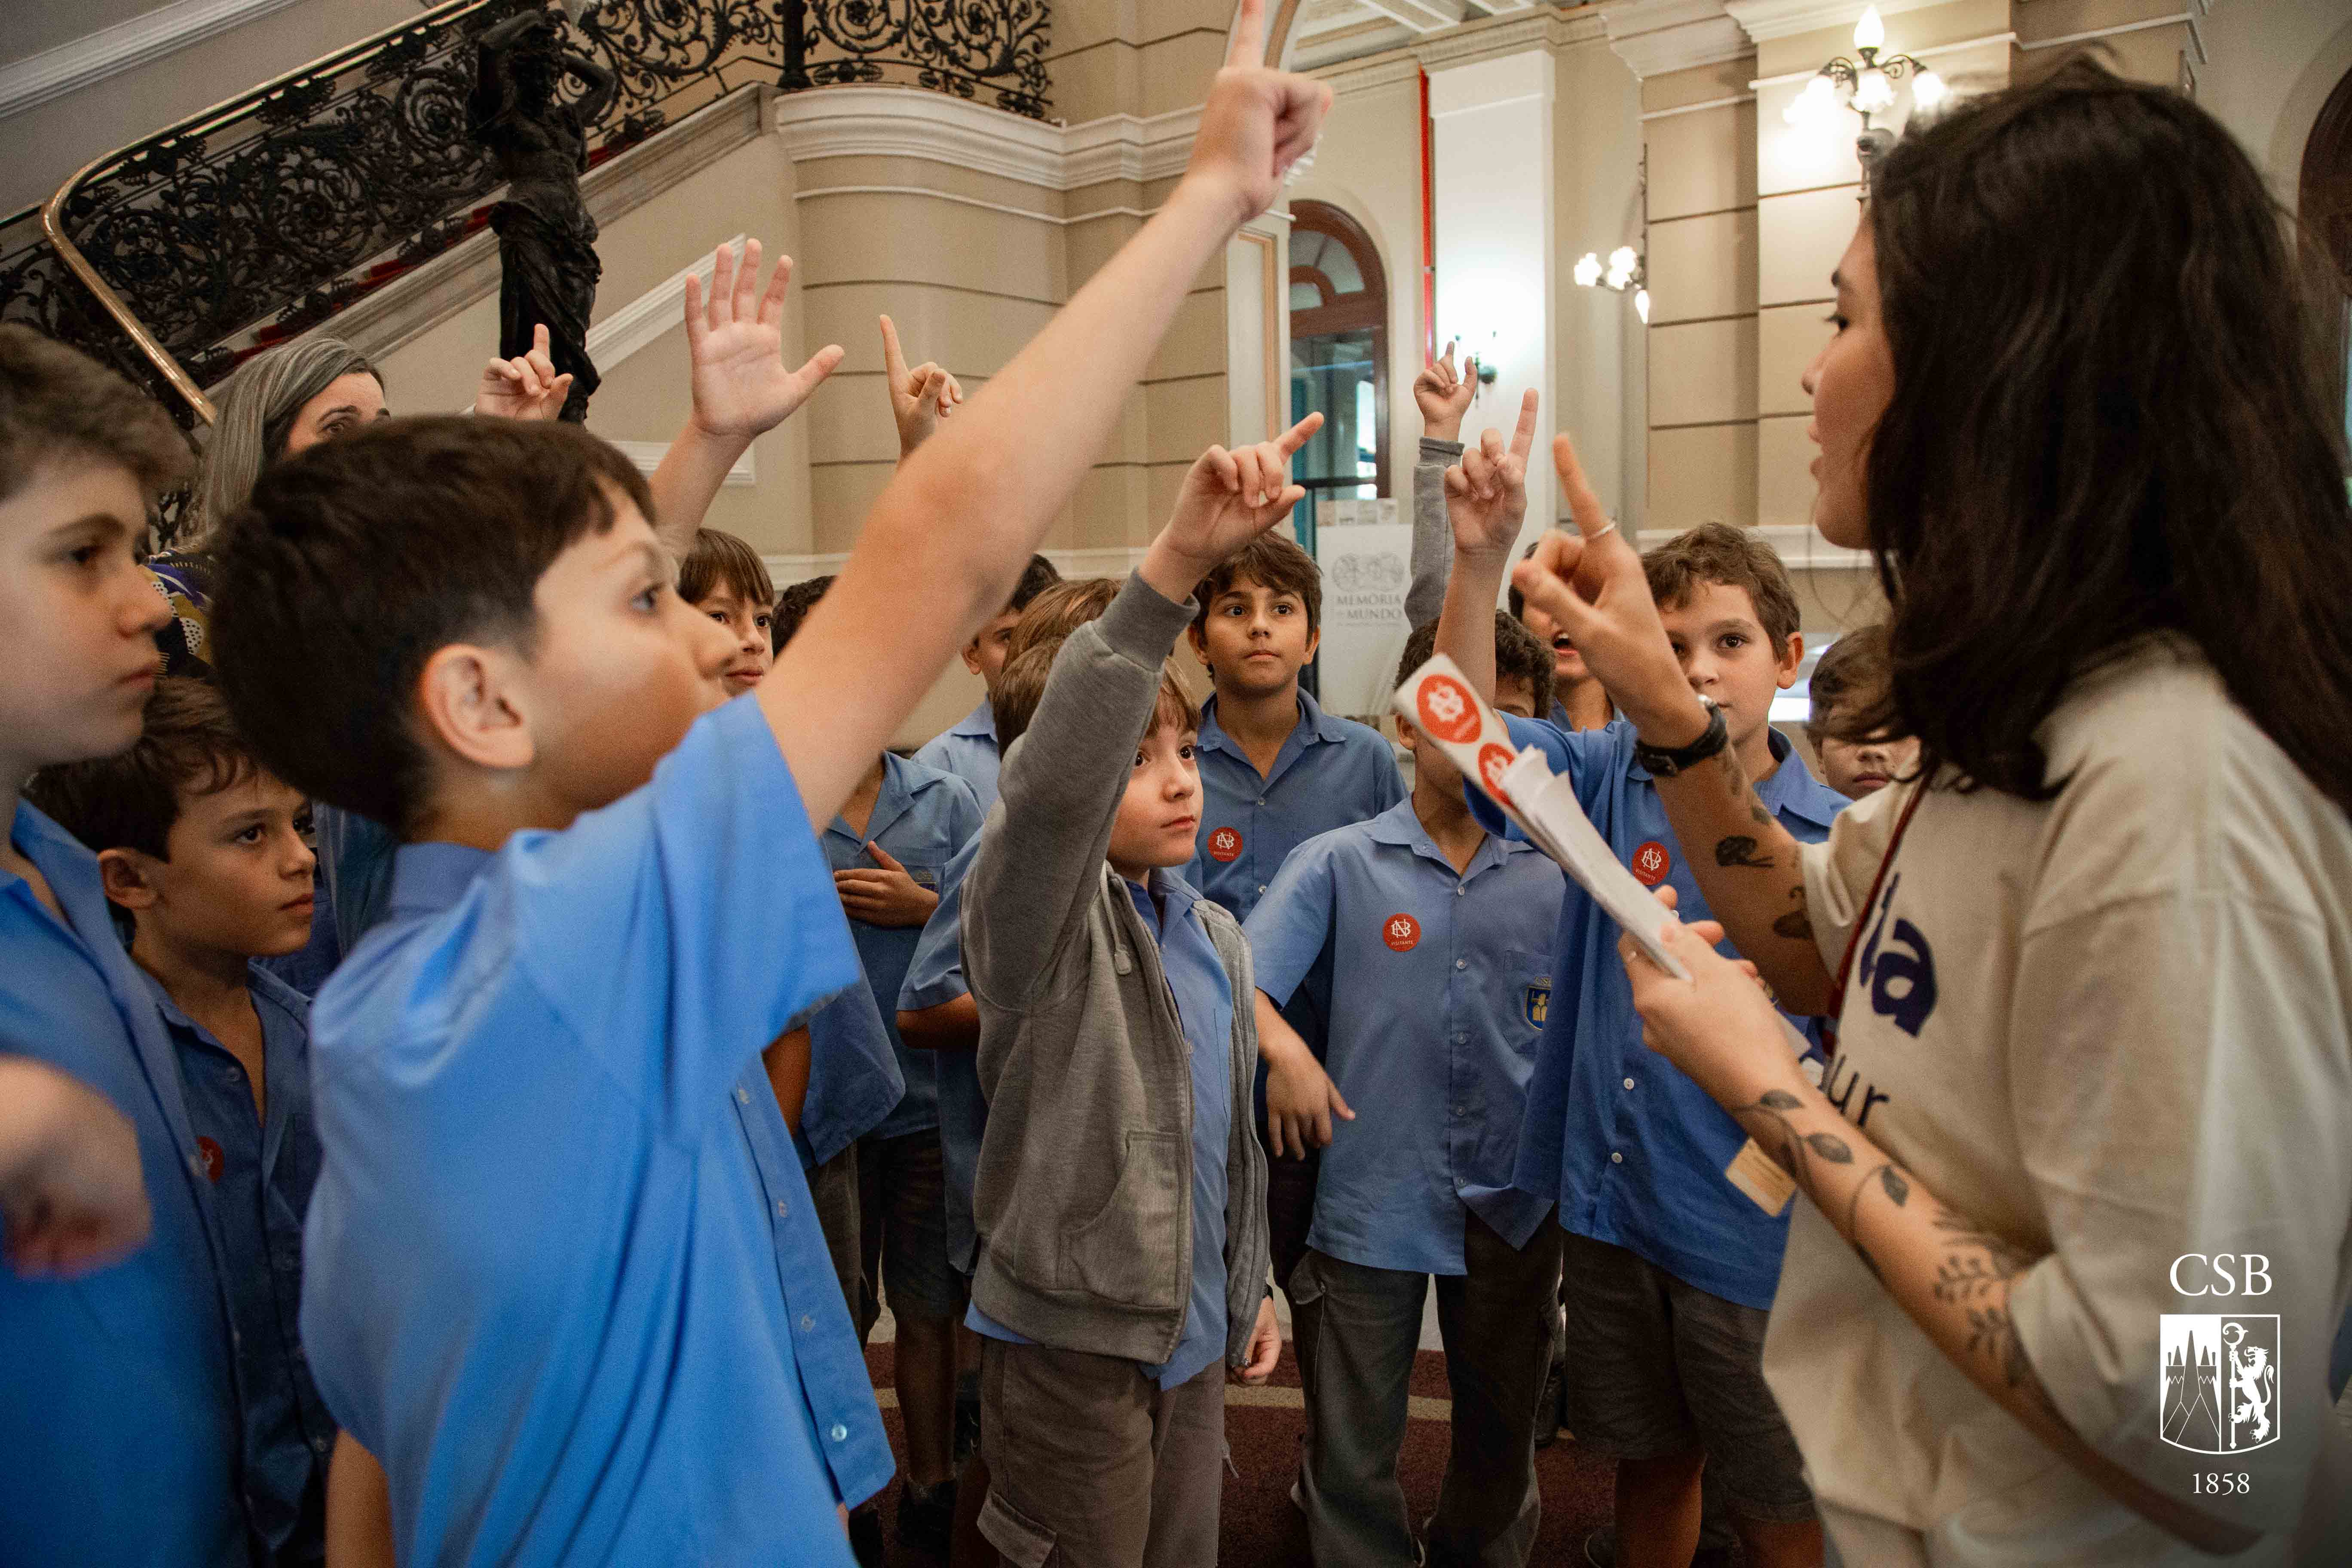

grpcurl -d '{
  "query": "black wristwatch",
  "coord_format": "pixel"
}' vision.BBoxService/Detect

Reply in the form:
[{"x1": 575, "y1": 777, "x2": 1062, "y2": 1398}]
[{"x1": 1632, "y1": 699, "x2": 1728, "y2": 777}]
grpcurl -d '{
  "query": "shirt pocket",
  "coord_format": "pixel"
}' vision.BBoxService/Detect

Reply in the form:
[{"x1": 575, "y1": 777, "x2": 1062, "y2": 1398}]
[
  {"x1": 1057, "y1": 1128, "x2": 1185, "y2": 1309},
  {"x1": 1505, "y1": 947, "x2": 1554, "y2": 1050}
]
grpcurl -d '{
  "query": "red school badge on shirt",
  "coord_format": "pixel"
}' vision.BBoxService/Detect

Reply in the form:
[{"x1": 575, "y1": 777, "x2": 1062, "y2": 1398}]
[
  {"x1": 195, "y1": 1136, "x2": 224, "y2": 1184},
  {"x1": 1381, "y1": 913, "x2": 1421, "y2": 952},
  {"x1": 1630, "y1": 840, "x2": 1671, "y2": 887},
  {"x1": 1207, "y1": 826, "x2": 1243, "y2": 864}
]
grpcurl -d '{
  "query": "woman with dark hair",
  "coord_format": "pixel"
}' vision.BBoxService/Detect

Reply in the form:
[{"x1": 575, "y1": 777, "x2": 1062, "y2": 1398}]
[{"x1": 1493, "y1": 59, "x2": 2352, "y2": 1564}]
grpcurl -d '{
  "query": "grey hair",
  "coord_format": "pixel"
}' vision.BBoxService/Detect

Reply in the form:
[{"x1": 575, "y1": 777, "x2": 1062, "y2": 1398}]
[{"x1": 187, "y1": 337, "x2": 379, "y2": 545}]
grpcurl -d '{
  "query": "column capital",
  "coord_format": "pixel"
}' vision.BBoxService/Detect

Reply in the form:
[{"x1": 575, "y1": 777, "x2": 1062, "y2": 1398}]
[{"x1": 1598, "y1": 0, "x2": 1751, "y2": 80}]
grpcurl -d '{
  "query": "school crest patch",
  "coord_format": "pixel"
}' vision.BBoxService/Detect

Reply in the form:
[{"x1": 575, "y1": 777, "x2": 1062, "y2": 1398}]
[
  {"x1": 2159, "y1": 1314, "x2": 2280, "y2": 1454},
  {"x1": 1524, "y1": 983, "x2": 1551, "y2": 1029}
]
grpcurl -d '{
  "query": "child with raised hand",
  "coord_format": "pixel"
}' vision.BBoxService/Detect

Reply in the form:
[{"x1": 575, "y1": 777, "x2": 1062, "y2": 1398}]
[
  {"x1": 204, "y1": 5, "x2": 1331, "y2": 1559},
  {"x1": 1246, "y1": 612, "x2": 1568, "y2": 1567},
  {"x1": 962, "y1": 413, "x2": 1322, "y2": 1565},
  {"x1": 1435, "y1": 392, "x2": 1845, "y2": 1568},
  {"x1": 0, "y1": 322, "x2": 258, "y2": 1565},
  {"x1": 28, "y1": 677, "x2": 338, "y2": 1560}
]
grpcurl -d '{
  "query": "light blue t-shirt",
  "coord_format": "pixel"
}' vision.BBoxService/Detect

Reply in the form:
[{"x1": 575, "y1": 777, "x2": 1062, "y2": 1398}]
[
  {"x1": 1471, "y1": 720, "x2": 1848, "y2": 1310},
  {"x1": 968, "y1": 868, "x2": 1234, "y2": 1390},
  {"x1": 1, "y1": 802, "x2": 248, "y2": 1566},
  {"x1": 912, "y1": 698, "x2": 1001, "y2": 812},
  {"x1": 1188, "y1": 688, "x2": 1404, "y2": 925},
  {"x1": 820, "y1": 753, "x2": 983, "y2": 1141},
  {"x1": 300, "y1": 697, "x2": 891, "y2": 1565},
  {"x1": 1245, "y1": 798, "x2": 1565, "y2": 1275}
]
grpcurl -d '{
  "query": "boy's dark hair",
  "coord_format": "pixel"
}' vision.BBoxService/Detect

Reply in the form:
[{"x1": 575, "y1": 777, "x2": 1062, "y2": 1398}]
[
  {"x1": 1642, "y1": 522, "x2": 1800, "y2": 653},
  {"x1": 0, "y1": 323, "x2": 193, "y2": 503},
  {"x1": 1806, "y1": 623, "x2": 1896, "y2": 744},
  {"x1": 678, "y1": 527, "x2": 774, "y2": 609},
  {"x1": 1190, "y1": 534, "x2": 1322, "y2": 638},
  {"x1": 27, "y1": 678, "x2": 257, "y2": 860},
  {"x1": 208, "y1": 416, "x2": 655, "y2": 836},
  {"x1": 771, "y1": 573, "x2": 836, "y2": 654},
  {"x1": 994, "y1": 638, "x2": 1198, "y2": 753},
  {"x1": 1004, "y1": 577, "x2": 1118, "y2": 665},
  {"x1": 1505, "y1": 538, "x2": 1544, "y2": 622},
  {"x1": 1007, "y1": 553, "x2": 1062, "y2": 615},
  {"x1": 1394, "y1": 614, "x2": 1555, "y2": 717}
]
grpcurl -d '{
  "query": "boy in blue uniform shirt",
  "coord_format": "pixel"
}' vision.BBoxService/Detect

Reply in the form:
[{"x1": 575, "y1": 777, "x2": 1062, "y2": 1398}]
[
  {"x1": 0, "y1": 325, "x2": 267, "y2": 1566},
  {"x1": 1434, "y1": 404, "x2": 1844, "y2": 1568},
  {"x1": 200, "y1": 47, "x2": 1335, "y2": 1553},
  {"x1": 30, "y1": 677, "x2": 339, "y2": 1563},
  {"x1": 1245, "y1": 615, "x2": 1569, "y2": 1568},
  {"x1": 778, "y1": 571, "x2": 986, "y2": 1553}
]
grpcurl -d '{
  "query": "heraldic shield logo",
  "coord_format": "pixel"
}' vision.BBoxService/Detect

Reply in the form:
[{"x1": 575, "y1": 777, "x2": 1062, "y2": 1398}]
[{"x1": 2159, "y1": 1314, "x2": 2281, "y2": 1454}]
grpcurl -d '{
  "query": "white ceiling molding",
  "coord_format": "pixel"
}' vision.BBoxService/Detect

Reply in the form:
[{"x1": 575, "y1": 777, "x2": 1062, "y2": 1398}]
[
  {"x1": 1720, "y1": 0, "x2": 1944, "y2": 47},
  {"x1": 1356, "y1": 0, "x2": 1470, "y2": 33},
  {"x1": 2018, "y1": 9, "x2": 2202, "y2": 58},
  {"x1": 0, "y1": 0, "x2": 307, "y2": 122},
  {"x1": 793, "y1": 183, "x2": 1152, "y2": 227},
  {"x1": 1598, "y1": 0, "x2": 1752, "y2": 80},
  {"x1": 609, "y1": 439, "x2": 756, "y2": 487},
  {"x1": 771, "y1": 86, "x2": 1199, "y2": 193}
]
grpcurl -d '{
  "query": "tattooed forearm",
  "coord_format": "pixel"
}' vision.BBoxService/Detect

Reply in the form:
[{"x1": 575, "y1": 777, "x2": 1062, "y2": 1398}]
[
  {"x1": 1843, "y1": 1163, "x2": 1909, "y2": 1280},
  {"x1": 1734, "y1": 1089, "x2": 1854, "y2": 1190},
  {"x1": 1772, "y1": 885, "x2": 1814, "y2": 941},
  {"x1": 1715, "y1": 835, "x2": 1775, "y2": 869}
]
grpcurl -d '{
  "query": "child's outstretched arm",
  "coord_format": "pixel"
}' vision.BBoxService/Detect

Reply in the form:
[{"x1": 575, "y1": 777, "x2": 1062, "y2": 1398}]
[
  {"x1": 760, "y1": 0, "x2": 1331, "y2": 828},
  {"x1": 965, "y1": 413, "x2": 1323, "y2": 1008},
  {"x1": 648, "y1": 239, "x2": 845, "y2": 557}
]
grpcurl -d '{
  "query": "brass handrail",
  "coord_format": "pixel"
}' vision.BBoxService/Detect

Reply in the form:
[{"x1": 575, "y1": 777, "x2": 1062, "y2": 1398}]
[{"x1": 38, "y1": 0, "x2": 497, "y2": 426}]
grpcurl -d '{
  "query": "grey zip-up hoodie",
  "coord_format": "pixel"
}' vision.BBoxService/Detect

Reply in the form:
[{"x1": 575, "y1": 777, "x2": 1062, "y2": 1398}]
[{"x1": 961, "y1": 573, "x2": 1271, "y2": 1369}]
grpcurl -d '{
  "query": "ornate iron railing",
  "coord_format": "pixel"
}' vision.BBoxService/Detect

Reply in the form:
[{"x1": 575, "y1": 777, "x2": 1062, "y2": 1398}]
[{"x1": 0, "y1": 0, "x2": 1050, "y2": 432}]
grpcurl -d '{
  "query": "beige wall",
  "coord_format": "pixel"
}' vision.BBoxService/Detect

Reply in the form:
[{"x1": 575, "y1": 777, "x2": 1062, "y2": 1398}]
[
  {"x1": 2194, "y1": 0, "x2": 2352, "y2": 207},
  {"x1": 0, "y1": 0, "x2": 415, "y2": 217}
]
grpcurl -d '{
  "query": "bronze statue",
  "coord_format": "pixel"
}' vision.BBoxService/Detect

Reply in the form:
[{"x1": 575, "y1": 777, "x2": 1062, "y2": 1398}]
[{"x1": 469, "y1": 4, "x2": 615, "y2": 423}]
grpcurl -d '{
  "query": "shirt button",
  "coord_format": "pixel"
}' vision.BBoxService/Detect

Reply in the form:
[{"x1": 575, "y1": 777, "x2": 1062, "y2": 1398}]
[
  {"x1": 1455, "y1": 886, "x2": 1465, "y2": 897},
  {"x1": 735, "y1": 1086, "x2": 750, "y2": 1106},
  {"x1": 312, "y1": 1436, "x2": 331, "y2": 1455},
  {"x1": 1611, "y1": 1151, "x2": 1624, "y2": 1164},
  {"x1": 1256, "y1": 884, "x2": 1267, "y2": 895},
  {"x1": 830, "y1": 1423, "x2": 849, "y2": 1442},
  {"x1": 799, "y1": 1313, "x2": 816, "y2": 1331},
  {"x1": 1623, "y1": 1077, "x2": 1636, "y2": 1090},
  {"x1": 1453, "y1": 1033, "x2": 1467, "y2": 1044},
  {"x1": 225, "y1": 1064, "x2": 241, "y2": 1081},
  {"x1": 1256, "y1": 798, "x2": 1267, "y2": 806},
  {"x1": 1455, "y1": 959, "x2": 1467, "y2": 971},
  {"x1": 775, "y1": 1199, "x2": 790, "y2": 1219}
]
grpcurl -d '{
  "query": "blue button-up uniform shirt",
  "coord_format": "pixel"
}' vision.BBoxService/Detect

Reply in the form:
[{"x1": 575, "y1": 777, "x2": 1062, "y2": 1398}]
[
  {"x1": 1246, "y1": 799, "x2": 1565, "y2": 1275},
  {"x1": 797, "y1": 981, "x2": 905, "y2": 1170},
  {"x1": 898, "y1": 835, "x2": 985, "y2": 1273},
  {"x1": 968, "y1": 870, "x2": 1233, "y2": 1391},
  {"x1": 145, "y1": 962, "x2": 336, "y2": 1558},
  {"x1": 821, "y1": 753, "x2": 982, "y2": 1140},
  {"x1": 1188, "y1": 689, "x2": 1404, "y2": 926},
  {"x1": 913, "y1": 698, "x2": 1001, "y2": 811},
  {"x1": 1472, "y1": 720, "x2": 1847, "y2": 1310},
  {"x1": 300, "y1": 698, "x2": 891, "y2": 1566},
  {"x1": 1, "y1": 802, "x2": 251, "y2": 1566}
]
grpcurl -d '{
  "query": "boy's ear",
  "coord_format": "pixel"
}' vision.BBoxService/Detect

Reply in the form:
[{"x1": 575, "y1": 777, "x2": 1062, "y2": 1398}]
[
  {"x1": 960, "y1": 637, "x2": 986, "y2": 679},
  {"x1": 97, "y1": 848, "x2": 159, "y2": 912},
  {"x1": 416, "y1": 642, "x2": 537, "y2": 773},
  {"x1": 1185, "y1": 621, "x2": 1209, "y2": 663},
  {"x1": 1396, "y1": 716, "x2": 1422, "y2": 753},
  {"x1": 1302, "y1": 622, "x2": 1322, "y2": 664},
  {"x1": 1778, "y1": 631, "x2": 1805, "y2": 689}
]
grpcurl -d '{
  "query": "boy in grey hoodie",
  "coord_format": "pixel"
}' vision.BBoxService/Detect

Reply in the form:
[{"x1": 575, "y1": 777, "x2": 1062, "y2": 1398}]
[{"x1": 960, "y1": 419, "x2": 1323, "y2": 1567}]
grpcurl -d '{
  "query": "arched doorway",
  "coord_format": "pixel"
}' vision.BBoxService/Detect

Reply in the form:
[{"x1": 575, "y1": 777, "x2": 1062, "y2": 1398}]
[{"x1": 1289, "y1": 199, "x2": 1390, "y2": 540}]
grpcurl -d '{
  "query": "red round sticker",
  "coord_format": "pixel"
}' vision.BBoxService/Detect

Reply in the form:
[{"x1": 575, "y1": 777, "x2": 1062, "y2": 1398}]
[
  {"x1": 1476, "y1": 743, "x2": 1515, "y2": 800},
  {"x1": 196, "y1": 1136, "x2": 224, "y2": 1185},
  {"x1": 1207, "y1": 826, "x2": 1243, "y2": 864},
  {"x1": 1631, "y1": 840, "x2": 1671, "y2": 887},
  {"x1": 1381, "y1": 913, "x2": 1421, "y2": 952},
  {"x1": 1415, "y1": 674, "x2": 1481, "y2": 745}
]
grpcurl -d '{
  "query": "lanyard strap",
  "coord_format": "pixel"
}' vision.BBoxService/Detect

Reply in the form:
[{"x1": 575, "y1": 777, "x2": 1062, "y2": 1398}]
[{"x1": 1825, "y1": 780, "x2": 1929, "y2": 1029}]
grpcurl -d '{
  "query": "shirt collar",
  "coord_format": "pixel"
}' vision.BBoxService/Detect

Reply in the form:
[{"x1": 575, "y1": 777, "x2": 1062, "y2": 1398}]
[
  {"x1": 952, "y1": 698, "x2": 997, "y2": 743},
  {"x1": 1363, "y1": 795, "x2": 1534, "y2": 877},
  {"x1": 386, "y1": 840, "x2": 496, "y2": 920},
  {"x1": 1196, "y1": 688, "x2": 1348, "y2": 762}
]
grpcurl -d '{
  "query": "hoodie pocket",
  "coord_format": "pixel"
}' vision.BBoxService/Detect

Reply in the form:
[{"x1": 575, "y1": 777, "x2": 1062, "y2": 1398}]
[{"x1": 1058, "y1": 1128, "x2": 1184, "y2": 1307}]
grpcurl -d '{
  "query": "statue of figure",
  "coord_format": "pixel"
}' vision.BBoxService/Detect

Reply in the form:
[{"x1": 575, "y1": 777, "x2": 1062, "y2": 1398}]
[{"x1": 469, "y1": 4, "x2": 616, "y2": 423}]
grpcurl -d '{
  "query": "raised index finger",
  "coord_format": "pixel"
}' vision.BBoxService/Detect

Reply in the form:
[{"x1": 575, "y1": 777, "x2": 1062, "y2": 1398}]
[
  {"x1": 878, "y1": 315, "x2": 910, "y2": 384},
  {"x1": 1225, "y1": 0, "x2": 1266, "y2": 68},
  {"x1": 1508, "y1": 387, "x2": 1539, "y2": 462},
  {"x1": 1274, "y1": 408, "x2": 1325, "y2": 457}
]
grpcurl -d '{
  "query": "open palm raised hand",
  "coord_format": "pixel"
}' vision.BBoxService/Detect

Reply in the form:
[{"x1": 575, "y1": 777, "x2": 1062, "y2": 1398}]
[{"x1": 682, "y1": 239, "x2": 845, "y2": 442}]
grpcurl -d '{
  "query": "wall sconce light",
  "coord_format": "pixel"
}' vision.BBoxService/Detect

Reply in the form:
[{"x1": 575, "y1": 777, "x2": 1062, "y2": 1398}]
[
  {"x1": 1784, "y1": 6, "x2": 1945, "y2": 181},
  {"x1": 1574, "y1": 245, "x2": 1649, "y2": 323}
]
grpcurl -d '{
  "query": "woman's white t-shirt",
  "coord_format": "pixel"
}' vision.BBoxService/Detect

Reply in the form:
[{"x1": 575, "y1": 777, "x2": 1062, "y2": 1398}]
[{"x1": 1774, "y1": 637, "x2": 2352, "y2": 1565}]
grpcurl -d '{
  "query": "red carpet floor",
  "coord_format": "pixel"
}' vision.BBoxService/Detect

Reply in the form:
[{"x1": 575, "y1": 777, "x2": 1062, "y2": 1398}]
[{"x1": 862, "y1": 1341, "x2": 1623, "y2": 1565}]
